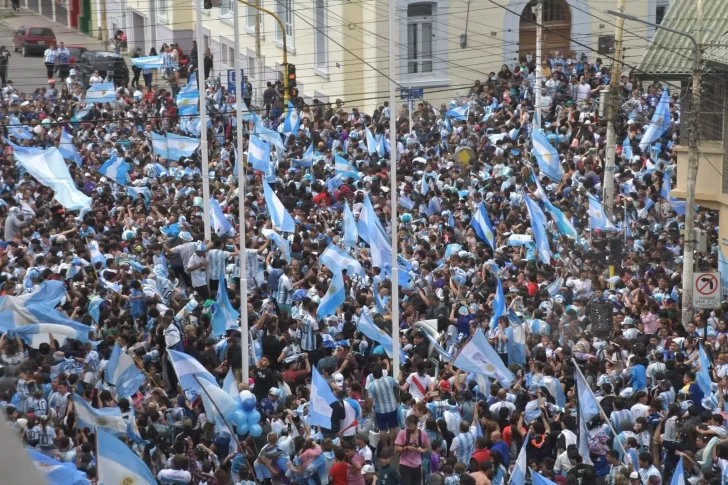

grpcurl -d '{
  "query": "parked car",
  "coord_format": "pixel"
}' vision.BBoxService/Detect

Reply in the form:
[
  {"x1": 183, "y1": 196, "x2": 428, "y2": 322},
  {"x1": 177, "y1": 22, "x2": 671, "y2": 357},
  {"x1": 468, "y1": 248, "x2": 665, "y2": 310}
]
[
  {"x1": 74, "y1": 50, "x2": 129, "y2": 86},
  {"x1": 65, "y1": 44, "x2": 88, "y2": 64},
  {"x1": 13, "y1": 26, "x2": 56, "y2": 57}
]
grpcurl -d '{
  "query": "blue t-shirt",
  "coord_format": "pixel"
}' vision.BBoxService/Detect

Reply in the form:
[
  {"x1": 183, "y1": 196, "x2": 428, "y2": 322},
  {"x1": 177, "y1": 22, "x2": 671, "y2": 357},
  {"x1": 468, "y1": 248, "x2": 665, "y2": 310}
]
[{"x1": 456, "y1": 315, "x2": 474, "y2": 335}]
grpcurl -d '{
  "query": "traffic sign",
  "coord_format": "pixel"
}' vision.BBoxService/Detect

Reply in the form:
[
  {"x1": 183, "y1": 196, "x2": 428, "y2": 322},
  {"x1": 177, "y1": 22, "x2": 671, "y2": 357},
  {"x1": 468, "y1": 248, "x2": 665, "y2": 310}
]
[
  {"x1": 227, "y1": 68, "x2": 245, "y2": 95},
  {"x1": 400, "y1": 88, "x2": 424, "y2": 100},
  {"x1": 693, "y1": 272, "x2": 721, "y2": 309}
]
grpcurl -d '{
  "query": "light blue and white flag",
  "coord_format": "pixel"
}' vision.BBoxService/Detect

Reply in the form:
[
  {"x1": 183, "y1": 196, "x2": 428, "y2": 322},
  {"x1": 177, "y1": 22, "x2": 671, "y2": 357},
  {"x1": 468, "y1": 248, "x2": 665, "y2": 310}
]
[
  {"x1": 59, "y1": 128, "x2": 82, "y2": 167},
  {"x1": 293, "y1": 143, "x2": 314, "y2": 168},
  {"x1": 85, "y1": 82, "x2": 116, "y2": 104},
  {"x1": 508, "y1": 234, "x2": 533, "y2": 246},
  {"x1": 637, "y1": 198, "x2": 655, "y2": 219},
  {"x1": 446, "y1": 105, "x2": 469, "y2": 121},
  {"x1": 261, "y1": 228, "x2": 291, "y2": 263},
  {"x1": 425, "y1": 333, "x2": 453, "y2": 362},
  {"x1": 697, "y1": 344, "x2": 713, "y2": 397},
  {"x1": 575, "y1": 364, "x2": 600, "y2": 464},
  {"x1": 310, "y1": 366, "x2": 338, "y2": 428},
  {"x1": 176, "y1": 89, "x2": 200, "y2": 116},
  {"x1": 453, "y1": 328, "x2": 515, "y2": 388},
  {"x1": 99, "y1": 156, "x2": 130, "y2": 186},
  {"x1": 27, "y1": 449, "x2": 90, "y2": 485},
  {"x1": 8, "y1": 115, "x2": 33, "y2": 140},
  {"x1": 375, "y1": 134, "x2": 387, "y2": 158},
  {"x1": 640, "y1": 89, "x2": 672, "y2": 152},
  {"x1": 398, "y1": 195, "x2": 415, "y2": 210},
  {"x1": 547, "y1": 277, "x2": 563, "y2": 297},
  {"x1": 321, "y1": 244, "x2": 366, "y2": 278},
  {"x1": 88, "y1": 240, "x2": 106, "y2": 267},
  {"x1": 12, "y1": 146, "x2": 91, "y2": 211},
  {"x1": 365, "y1": 127, "x2": 378, "y2": 156},
  {"x1": 167, "y1": 349, "x2": 217, "y2": 399},
  {"x1": 506, "y1": 319, "x2": 527, "y2": 367},
  {"x1": 491, "y1": 277, "x2": 505, "y2": 325},
  {"x1": 523, "y1": 191, "x2": 552, "y2": 263},
  {"x1": 587, "y1": 195, "x2": 619, "y2": 231},
  {"x1": 472, "y1": 201, "x2": 496, "y2": 249},
  {"x1": 210, "y1": 199, "x2": 235, "y2": 237},
  {"x1": 248, "y1": 134, "x2": 271, "y2": 173},
  {"x1": 283, "y1": 101, "x2": 301, "y2": 135},
  {"x1": 196, "y1": 376, "x2": 240, "y2": 435},
  {"x1": 543, "y1": 198, "x2": 579, "y2": 241},
  {"x1": 335, "y1": 155, "x2": 361, "y2": 180},
  {"x1": 88, "y1": 296, "x2": 104, "y2": 323},
  {"x1": 72, "y1": 394, "x2": 127, "y2": 435},
  {"x1": 211, "y1": 272, "x2": 240, "y2": 336},
  {"x1": 262, "y1": 182, "x2": 296, "y2": 233},
  {"x1": 357, "y1": 311, "x2": 397, "y2": 358},
  {"x1": 166, "y1": 132, "x2": 200, "y2": 160},
  {"x1": 105, "y1": 342, "x2": 146, "y2": 398},
  {"x1": 127, "y1": 186, "x2": 151, "y2": 208},
  {"x1": 96, "y1": 428, "x2": 156, "y2": 485},
  {"x1": 622, "y1": 136, "x2": 633, "y2": 161},
  {"x1": 343, "y1": 202, "x2": 359, "y2": 248},
  {"x1": 532, "y1": 129, "x2": 563, "y2": 182},
  {"x1": 131, "y1": 54, "x2": 164, "y2": 70},
  {"x1": 660, "y1": 169, "x2": 672, "y2": 199},
  {"x1": 317, "y1": 271, "x2": 346, "y2": 320},
  {"x1": 151, "y1": 132, "x2": 168, "y2": 159},
  {"x1": 509, "y1": 434, "x2": 529, "y2": 485},
  {"x1": 671, "y1": 456, "x2": 685, "y2": 485},
  {"x1": 357, "y1": 195, "x2": 392, "y2": 273},
  {"x1": 531, "y1": 471, "x2": 558, "y2": 485},
  {"x1": 3, "y1": 322, "x2": 94, "y2": 348}
]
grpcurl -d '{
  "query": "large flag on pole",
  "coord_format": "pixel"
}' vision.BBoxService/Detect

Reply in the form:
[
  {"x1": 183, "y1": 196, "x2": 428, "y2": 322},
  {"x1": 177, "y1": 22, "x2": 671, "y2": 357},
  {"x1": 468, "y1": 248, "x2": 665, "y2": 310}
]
[
  {"x1": 639, "y1": 89, "x2": 672, "y2": 152},
  {"x1": 509, "y1": 433, "x2": 529, "y2": 485},
  {"x1": 96, "y1": 428, "x2": 157, "y2": 485},
  {"x1": 310, "y1": 366, "x2": 338, "y2": 428},
  {"x1": 453, "y1": 328, "x2": 514, "y2": 388}
]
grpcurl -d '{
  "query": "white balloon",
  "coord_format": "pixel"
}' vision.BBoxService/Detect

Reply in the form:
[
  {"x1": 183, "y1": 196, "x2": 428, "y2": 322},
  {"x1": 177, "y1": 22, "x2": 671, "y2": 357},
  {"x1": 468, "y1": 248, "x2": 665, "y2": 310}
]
[{"x1": 239, "y1": 390, "x2": 254, "y2": 402}]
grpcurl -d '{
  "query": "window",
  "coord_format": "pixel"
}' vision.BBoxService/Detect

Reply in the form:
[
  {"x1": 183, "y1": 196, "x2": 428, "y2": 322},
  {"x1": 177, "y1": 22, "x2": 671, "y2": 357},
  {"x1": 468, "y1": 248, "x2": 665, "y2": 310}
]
[
  {"x1": 656, "y1": 5, "x2": 667, "y2": 25},
  {"x1": 275, "y1": 0, "x2": 293, "y2": 44},
  {"x1": 222, "y1": 44, "x2": 229, "y2": 64},
  {"x1": 246, "y1": 4, "x2": 263, "y2": 30},
  {"x1": 228, "y1": 46, "x2": 235, "y2": 65},
  {"x1": 159, "y1": 0, "x2": 168, "y2": 22},
  {"x1": 247, "y1": 53, "x2": 256, "y2": 80},
  {"x1": 700, "y1": 82, "x2": 725, "y2": 142},
  {"x1": 220, "y1": 0, "x2": 232, "y2": 17},
  {"x1": 407, "y1": 3, "x2": 433, "y2": 74},
  {"x1": 314, "y1": 0, "x2": 328, "y2": 71},
  {"x1": 521, "y1": 0, "x2": 568, "y2": 23}
]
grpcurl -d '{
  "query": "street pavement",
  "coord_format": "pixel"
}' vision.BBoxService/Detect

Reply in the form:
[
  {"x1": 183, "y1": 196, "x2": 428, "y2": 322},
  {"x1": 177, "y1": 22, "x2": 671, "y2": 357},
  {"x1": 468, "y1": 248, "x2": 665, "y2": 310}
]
[{"x1": 0, "y1": 8, "x2": 108, "y2": 92}]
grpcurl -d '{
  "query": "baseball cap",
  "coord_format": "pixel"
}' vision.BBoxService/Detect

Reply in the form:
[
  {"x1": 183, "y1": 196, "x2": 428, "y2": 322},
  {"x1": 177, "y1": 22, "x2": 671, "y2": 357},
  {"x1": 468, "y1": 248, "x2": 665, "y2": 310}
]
[
  {"x1": 361, "y1": 465, "x2": 375, "y2": 475},
  {"x1": 630, "y1": 472, "x2": 639, "y2": 480},
  {"x1": 269, "y1": 387, "x2": 281, "y2": 396},
  {"x1": 333, "y1": 373, "x2": 344, "y2": 386}
]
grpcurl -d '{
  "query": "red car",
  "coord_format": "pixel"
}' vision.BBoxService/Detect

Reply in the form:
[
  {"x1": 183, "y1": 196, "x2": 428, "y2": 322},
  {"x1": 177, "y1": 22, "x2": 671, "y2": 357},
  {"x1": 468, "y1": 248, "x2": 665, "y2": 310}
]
[
  {"x1": 65, "y1": 44, "x2": 88, "y2": 64},
  {"x1": 13, "y1": 25, "x2": 56, "y2": 56}
]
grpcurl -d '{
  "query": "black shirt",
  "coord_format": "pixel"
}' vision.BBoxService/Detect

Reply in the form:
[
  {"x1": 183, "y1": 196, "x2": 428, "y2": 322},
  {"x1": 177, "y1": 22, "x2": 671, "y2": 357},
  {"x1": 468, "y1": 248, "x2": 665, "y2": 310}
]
[
  {"x1": 325, "y1": 400, "x2": 345, "y2": 433},
  {"x1": 252, "y1": 367, "x2": 277, "y2": 401}
]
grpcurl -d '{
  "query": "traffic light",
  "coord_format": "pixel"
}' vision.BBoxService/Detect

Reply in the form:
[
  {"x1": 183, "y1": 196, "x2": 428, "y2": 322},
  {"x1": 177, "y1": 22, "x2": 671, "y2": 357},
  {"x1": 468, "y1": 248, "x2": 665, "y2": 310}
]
[{"x1": 287, "y1": 63, "x2": 298, "y2": 101}]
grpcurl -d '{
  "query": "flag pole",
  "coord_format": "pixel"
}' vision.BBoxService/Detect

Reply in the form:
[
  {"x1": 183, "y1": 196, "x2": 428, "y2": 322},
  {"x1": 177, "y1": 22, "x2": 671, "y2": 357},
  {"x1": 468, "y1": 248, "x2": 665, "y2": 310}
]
[
  {"x1": 388, "y1": 0, "x2": 399, "y2": 380},
  {"x1": 192, "y1": 376, "x2": 243, "y2": 452},
  {"x1": 571, "y1": 358, "x2": 621, "y2": 440},
  {"x1": 197, "y1": 0, "x2": 212, "y2": 241}
]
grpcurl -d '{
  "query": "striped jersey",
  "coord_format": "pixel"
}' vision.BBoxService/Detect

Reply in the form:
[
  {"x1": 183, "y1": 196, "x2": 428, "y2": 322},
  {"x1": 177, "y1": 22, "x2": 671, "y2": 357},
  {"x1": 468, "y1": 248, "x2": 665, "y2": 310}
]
[
  {"x1": 451, "y1": 427, "x2": 477, "y2": 465},
  {"x1": 207, "y1": 249, "x2": 231, "y2": 280},
  {"x1": 365, "y1": 376, "x2": 399, "y2": 414},
  {"x1": 300, "y1": 313, "x2": 319, "y2": 351}
]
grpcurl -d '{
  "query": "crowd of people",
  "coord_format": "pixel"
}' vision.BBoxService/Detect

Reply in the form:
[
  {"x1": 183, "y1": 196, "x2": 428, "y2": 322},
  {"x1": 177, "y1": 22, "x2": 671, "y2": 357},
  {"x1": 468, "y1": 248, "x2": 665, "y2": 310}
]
[{"x1": 0, "y1": 44, "x2": 721, "y2": 485}]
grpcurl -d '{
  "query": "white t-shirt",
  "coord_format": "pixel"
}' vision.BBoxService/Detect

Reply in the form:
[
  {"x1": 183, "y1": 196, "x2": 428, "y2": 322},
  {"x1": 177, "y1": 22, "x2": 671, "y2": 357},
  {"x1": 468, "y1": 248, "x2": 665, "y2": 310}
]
[
  {"x1": 158, "y1": 469, "x2": 192, "y2": 484},
  {"x1": 406, "y1": 373, "x2": 432, "y2": 401},
  {"x1": 186, "y1": 253, "x2": 207, "y2": 287},
  {"x1": 630, "y1": 402, "x2": 650, "y2": 422},
  {"x1": 341, "y1": 400, "x2": 358, "y2": 437}
]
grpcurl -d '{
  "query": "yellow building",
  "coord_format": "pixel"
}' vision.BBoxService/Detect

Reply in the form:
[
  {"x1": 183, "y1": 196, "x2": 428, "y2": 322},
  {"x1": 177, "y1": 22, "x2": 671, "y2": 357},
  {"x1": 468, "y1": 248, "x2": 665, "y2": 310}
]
[
  {"x1": 636, "y1": 0, "x2": 728, "y2": 242},
  {"x1": 117, "y1": 0, "x2": 671, "y2": 110}
]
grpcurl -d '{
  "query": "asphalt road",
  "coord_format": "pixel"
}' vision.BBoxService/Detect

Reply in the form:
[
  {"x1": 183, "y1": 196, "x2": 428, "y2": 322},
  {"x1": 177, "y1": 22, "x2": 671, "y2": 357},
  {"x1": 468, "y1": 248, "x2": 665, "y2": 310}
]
[{"x1": 0, "y1": 9, "x2": 108, "y2": 92}]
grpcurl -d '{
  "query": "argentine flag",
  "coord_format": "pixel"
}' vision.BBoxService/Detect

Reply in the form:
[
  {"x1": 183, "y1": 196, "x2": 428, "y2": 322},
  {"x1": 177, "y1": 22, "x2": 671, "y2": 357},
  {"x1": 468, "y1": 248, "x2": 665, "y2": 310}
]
[
  {"x1": 151, "y1": 132, "x2": 168, "y2": 159},
  {"x1": 587, "y1": 195, "x2": 619, "y2": 231},
  {"x1": 85, "y1": 82, "x2": 116, "y2": 104},
  {"x1": 167, "y1": 349, "x2": 217, "y2": 399},
  {"x1": 283, "y1": 101, "x2": 301, "y2": 135},
  {"x1": 317, "y1": 270, "x2": 346, "y2": 319},
  {"x1": 472, "y1": 201, "x2": 496, "y2": 249},
  {"x1": 97, "y1": 428, "x2": 157, "y2": 485},
  {"x1": 446, "y1": 105, "x2": 469, "y2": 121},
  {"x1": 3, "y1": 322, "x2": 95, "y2": 348},
  {"x1": 73, "y1": 394, "x2": 127, "y2": 435},
  {"x1": 320, "y1": 244, "x2": 366, "y2": 278},
  {"x1": 262, "y1": 182, "x2": 296, "y2": 233},
  {"x1": 575, "y1": 365, "x2": 600, "y2": 464},
  {"x1": 59, "y1": 128, "x2": 82, "y2": 167},
  {"x1": 88, "y1": 240, "x2": 107, "y2": 267},
  {"x1": 453, "y1": 328, "x2": 515, "y2": 388},
  {"x1": 343, "y1": 201, "x2": 359, "y2": 248},
  {"x1": 28, "y1": 449, "x2": 91, "y2": 485},
  {"x1": 262, "y1": 228, "x2": 291, "y2": 263},
  {"x1": 127, "y1": 186, "x2": 152, "y2": 208},
  {"x1": 365, "y1": 127, "x2": 378, "y2": 156},
  {"x1": 310, "y1": 366, "x2": 338, "y2": 428},
  {"x1": 166, "y1": 132, "x2": 199, "y2": 160},
  {"x1": 335, "y1": 155, "x2": 361, "y2": 180},
  {"x1": 8, "y1": 115, "x2": 33, "y2": 140},
  {"x1": 211, "y1": 272, "x2": 240, "y2": 336},
  {"x1": 293, "y1": 143, "x2": 314, "y2": 168},
  {"x1": 105, "y1": 342, "x2": 146, "y2": 398},
  {"x1": 210, "y1": 199, "x2": 235, "y2": 237},
  {"x1": 131, "y1": 54, "x2": 164, "y2": 70},
  {"x1": 510, "y1": 434, "x2": 529, "y2": 485},
  {"x1": 357, "y1": 311, "x2": 397, "y2": 358},
  {"x1": 248, "y1": 134, "x2": 271, "y2": 173},
  {"x1": 523, "y1": 190, "x2": 553, "y2": 263},
  {"x1": 98, "y1": 156, "x2": 130, "y2": 186},
  {"x1": 532, "y1": 129, "x2": 563, "y2": 182},
  {"x1": 639, "y1": 89, "x2": 672, "y2": 152}
]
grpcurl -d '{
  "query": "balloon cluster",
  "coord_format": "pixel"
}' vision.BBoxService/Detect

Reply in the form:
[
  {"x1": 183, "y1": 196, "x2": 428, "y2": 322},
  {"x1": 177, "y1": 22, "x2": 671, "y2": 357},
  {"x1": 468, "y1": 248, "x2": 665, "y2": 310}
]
[{"x1": 233, "y1": 390, "x2": 262, "y2": 437}]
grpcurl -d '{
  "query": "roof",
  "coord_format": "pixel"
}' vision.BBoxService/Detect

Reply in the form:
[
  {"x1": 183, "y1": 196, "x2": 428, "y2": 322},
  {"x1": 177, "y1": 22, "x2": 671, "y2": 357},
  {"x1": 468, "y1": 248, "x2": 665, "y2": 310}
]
[{"x1": 637, "y1": 0, "x2": 728, "y2": 76}]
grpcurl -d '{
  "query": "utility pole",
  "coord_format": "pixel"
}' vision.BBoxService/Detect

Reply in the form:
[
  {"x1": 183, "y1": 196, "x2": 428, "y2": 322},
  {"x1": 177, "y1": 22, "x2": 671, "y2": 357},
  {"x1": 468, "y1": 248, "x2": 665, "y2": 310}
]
[
  {"x1": 255, "y1": 0, "x2": 263, "y2": 108},
  {"x1": 234, "y1": 0, "x2": 249, "y2": 381},
  {"x1": 196, "y1": 0, "x2": 212, "y2": 241},
  {"x1": 388, "y1": 0, "x2": 399, "y2": 380},
  {"x1": 602, "y1": 0, "x2": 626, "y2": 218},
  {"x1": 682, "y1": 0, "x2": 703, "y2": 328},
  {"x1": 534, "y1": 0, "x2": 542, "y2": 130}
]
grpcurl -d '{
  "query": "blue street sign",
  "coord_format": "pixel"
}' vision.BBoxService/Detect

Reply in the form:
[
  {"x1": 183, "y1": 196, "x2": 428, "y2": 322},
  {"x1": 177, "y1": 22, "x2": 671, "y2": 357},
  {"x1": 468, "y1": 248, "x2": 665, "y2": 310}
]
[
  {"x1": 400, "y1": 88, "x2": 424, "y2": 99},
  {"x1": 227, "y1": 68, "x2": 245, "y2": 95}
]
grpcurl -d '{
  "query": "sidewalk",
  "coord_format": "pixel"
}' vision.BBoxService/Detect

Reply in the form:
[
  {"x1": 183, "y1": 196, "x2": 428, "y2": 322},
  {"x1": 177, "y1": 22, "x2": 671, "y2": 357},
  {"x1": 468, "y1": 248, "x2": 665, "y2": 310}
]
[{"x1": 0, "y1": 7, "x2": 107, "y2": 51}]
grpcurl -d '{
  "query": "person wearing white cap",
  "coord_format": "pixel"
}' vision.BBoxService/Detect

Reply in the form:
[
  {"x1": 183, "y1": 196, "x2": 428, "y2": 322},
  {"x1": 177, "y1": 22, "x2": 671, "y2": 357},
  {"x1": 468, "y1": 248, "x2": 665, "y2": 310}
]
[
  {"x1": 4, "y1": 206, "x2": 28, "y2": 241},
  {"x1": 186, "y1": 242, "x2": 209, "y2": 299}
]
